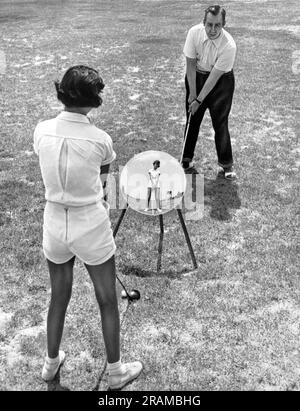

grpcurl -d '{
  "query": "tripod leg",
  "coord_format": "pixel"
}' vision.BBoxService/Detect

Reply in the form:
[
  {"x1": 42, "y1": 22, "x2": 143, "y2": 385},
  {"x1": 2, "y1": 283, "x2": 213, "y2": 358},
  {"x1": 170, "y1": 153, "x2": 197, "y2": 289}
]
[
  {"x1": 113, "y1": 204, "x2": 128, "y2": 238},
  {"x1": 177, "y1": 208, "x2": 198, "y2": 269},
  {"x1": 157, "y1": 214, "x2": 164, "y2": 272}
]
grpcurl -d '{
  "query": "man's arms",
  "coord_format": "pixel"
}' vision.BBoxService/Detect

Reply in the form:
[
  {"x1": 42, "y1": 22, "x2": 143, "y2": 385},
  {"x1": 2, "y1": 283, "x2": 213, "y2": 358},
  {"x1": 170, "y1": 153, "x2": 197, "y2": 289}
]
[
  {"x1": 186, "y1": 56, "x2": 225, "y2": 114},
  {"x1": 186, "y1": 57, "x2": 197, "y2": 104},
  {"x1": 197, "y1": 67, "x2": 225, "y2": 101}
]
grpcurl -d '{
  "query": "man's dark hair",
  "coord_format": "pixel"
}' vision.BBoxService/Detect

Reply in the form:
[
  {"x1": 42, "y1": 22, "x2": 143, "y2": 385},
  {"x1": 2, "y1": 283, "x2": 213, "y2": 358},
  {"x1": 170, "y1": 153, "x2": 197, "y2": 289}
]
[
  {"x1": 203, "y1": 5, "x2": 226, "y2": 26},
  {"x1": 153, "y1": 160, "x2": 160, "y2": 167},
  {"x1": 54, "y1": 65, "x2": 105, "y2": 108}
]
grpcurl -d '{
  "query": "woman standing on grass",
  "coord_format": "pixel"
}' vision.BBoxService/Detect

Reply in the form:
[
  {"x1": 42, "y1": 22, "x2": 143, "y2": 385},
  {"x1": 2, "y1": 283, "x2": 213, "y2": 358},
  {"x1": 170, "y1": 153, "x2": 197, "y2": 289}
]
[
  {"x1": 144, "y1": 160, "x2": 162, "y2": 213},
  {"x1": 33, "y1": 65, "x2": 142, "y2": 390}
]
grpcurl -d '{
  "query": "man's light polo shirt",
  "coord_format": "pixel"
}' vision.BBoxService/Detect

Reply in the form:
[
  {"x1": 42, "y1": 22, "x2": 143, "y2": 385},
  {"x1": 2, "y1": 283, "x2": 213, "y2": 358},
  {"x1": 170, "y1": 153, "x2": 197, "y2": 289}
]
[
  {"x1": 33, "y1": 111, "x2": 116, "y2": 207},
  {"x1": 183, "y1": 24, "x2": 236, "y2": 72}
]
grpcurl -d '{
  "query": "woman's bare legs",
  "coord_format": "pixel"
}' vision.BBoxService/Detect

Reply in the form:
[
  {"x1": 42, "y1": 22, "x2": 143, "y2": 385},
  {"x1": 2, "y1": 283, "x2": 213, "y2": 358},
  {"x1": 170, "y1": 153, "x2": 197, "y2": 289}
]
[
  {"x1": 155, "y1": 188, "x2": 161, "y2": 210},
  {"x1": 85, "y1": 256, "x2": 143, "y2": 389},
  {"x1": 147, "y1": 187, "x2": 152, "y2": 209},
  {"x1": 46, "y1": 256, "x2": 75, "y2": 358},
  {"x1": 84, "y1": 256, "x2": 120, "y2": 363}
]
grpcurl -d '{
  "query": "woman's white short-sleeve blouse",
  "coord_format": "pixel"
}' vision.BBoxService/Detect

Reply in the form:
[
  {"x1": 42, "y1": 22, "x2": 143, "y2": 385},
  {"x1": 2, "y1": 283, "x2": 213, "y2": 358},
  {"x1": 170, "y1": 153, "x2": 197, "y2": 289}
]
[{"x1": 33, "y1": 111, "x2": 116, "y2": 207}]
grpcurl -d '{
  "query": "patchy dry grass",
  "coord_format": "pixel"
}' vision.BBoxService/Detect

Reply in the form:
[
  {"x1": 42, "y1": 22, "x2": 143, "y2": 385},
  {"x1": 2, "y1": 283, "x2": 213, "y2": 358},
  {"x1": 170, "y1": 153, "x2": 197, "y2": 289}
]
[{"x1": 0, "y1": 0, "x2": 299, "y2": 391}]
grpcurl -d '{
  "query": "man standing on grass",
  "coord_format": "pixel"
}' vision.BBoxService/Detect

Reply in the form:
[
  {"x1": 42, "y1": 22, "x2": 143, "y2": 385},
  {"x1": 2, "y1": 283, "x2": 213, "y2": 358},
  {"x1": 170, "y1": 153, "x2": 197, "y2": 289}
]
[{"x1": 182, "y1": 5, "x2": 237, "y2": 179}]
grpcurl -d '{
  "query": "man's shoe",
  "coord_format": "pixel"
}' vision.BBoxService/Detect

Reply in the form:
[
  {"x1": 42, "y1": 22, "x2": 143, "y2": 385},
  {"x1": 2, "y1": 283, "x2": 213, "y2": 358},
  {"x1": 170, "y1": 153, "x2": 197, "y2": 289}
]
[
  {"x1": 42, "y1": 351, "x2": 66, "y2": 381},
  {"x1": 181, "y1": 157, "x2": 193, "y2": 168},
  {"x1": 223, "y1": 167, "x2": 236, "y2": 180},
  {"x1": 108, "y1": 361, "x2": 143, "y2": 390},
  {"x1": 182, "y1": 159, "x2": 190, "y2": 169},
  {"x1": 181, "y1": 158, "x2": 198, "y2": 174},
  {"x1": 184, "y1": 166, "x2": 199, "y2": 174}
]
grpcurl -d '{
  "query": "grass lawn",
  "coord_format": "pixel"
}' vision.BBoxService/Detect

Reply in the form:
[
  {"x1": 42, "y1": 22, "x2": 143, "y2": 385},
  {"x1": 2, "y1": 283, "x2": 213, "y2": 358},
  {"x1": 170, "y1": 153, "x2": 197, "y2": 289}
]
[{"x1": 0, "y1": 0, "x2": 299, "y2": 391}]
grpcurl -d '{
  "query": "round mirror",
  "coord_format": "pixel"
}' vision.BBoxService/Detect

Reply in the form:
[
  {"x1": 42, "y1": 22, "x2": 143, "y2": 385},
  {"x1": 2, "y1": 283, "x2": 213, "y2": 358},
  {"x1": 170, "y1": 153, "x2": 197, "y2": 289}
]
[{"x1": 120, "y1": 151, "x2": 186, "y2": 215}]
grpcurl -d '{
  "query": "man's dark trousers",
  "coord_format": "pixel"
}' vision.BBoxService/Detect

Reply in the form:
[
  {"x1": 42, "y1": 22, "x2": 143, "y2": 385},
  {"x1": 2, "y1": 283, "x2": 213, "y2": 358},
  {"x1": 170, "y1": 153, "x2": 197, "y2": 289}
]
[{"x1": 183, "y1": 70, "x2": 235, "y2": 168}]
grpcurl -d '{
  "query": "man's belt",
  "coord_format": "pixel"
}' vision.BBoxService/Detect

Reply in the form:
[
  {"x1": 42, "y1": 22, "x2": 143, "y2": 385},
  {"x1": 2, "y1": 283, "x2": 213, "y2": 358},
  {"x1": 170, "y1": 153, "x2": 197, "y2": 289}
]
[
  {"x1": 196, "y1": 69, "x2": 233, "y2": 76},
  {"x1": 196, "y1": 69, "x2": 210, "y2": 75}
]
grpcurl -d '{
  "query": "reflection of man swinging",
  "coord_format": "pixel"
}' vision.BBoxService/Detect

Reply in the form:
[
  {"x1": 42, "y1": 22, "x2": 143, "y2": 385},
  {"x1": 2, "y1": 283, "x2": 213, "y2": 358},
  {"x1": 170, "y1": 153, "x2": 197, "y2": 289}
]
[{"x1": 144, "y1": 160, "x2": 162, "y2": 212}]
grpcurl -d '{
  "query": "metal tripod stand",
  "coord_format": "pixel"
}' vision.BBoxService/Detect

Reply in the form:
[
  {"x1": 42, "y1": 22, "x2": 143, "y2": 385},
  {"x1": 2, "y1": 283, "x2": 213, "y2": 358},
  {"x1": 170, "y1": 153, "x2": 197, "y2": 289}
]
[{"x1": 113, "y1": 205, "x2": 197, "y2": 273}]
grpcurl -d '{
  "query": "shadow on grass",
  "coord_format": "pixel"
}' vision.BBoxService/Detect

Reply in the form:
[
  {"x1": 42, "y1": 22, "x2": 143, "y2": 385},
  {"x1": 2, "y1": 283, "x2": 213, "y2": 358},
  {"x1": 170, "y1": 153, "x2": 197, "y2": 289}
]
[
  {"x1": 46, "y1": 371, "x2": 70, "y2": 391},
  {"x1": 204, "y1": 175, "x2": 241, "y2": 221},
  {"x1": 120, "y1": 265, "x2": 193, "y2": 279}
]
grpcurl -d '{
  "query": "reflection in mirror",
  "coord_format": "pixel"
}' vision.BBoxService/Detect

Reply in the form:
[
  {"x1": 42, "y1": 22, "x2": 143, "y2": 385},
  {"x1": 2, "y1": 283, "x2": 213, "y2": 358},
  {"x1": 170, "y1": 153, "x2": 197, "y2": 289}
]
[{"x1": 120, "y1": 151, "x2": 186, "y2": 215}]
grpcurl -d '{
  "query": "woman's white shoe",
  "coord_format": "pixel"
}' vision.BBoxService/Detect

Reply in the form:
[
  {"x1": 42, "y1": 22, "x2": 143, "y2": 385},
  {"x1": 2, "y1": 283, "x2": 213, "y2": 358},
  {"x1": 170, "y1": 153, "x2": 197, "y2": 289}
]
[
  {"x1": 42, "y1": 350, "x2": 66, "y2": 381},
  {"x1": 108, "y1": 361, "x2": 143, "y2": 390}
]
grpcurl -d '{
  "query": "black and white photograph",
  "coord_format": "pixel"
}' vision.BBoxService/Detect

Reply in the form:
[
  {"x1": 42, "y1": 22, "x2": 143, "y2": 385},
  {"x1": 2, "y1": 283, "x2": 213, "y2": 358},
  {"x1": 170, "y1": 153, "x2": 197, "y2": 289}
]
[{"x1": 0, "y1": 0, "x2": 299, "y2": 395}]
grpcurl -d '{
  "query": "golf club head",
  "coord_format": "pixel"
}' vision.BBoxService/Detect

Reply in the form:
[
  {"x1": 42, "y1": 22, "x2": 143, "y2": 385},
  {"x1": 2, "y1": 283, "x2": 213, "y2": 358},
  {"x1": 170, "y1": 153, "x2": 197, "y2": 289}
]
[
  {"x1": 129, "y1": 289, "x2": 141, "y2": 300},
  {"x1": 121, "y1": 289, "x2": 141, "y2": 301}
]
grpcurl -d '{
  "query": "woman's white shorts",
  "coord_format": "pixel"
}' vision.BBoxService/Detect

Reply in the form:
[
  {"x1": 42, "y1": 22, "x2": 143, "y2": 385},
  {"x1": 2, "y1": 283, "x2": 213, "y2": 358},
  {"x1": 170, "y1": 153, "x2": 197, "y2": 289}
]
[{"x1": 43, "y1": 201, "x2": 116, "y2": 265}]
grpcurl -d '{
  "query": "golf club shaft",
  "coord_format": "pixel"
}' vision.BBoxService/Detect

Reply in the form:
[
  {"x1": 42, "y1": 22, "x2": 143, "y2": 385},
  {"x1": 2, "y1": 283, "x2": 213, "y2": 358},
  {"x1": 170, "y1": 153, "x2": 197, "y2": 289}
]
[
  {"x1": 180, "y1": 112, "x2": 192, "y2": 164},
  {"x1": 112, "y1": 206, "x2": 133, "y2": 299},
  {"x1": 116, "y1": 274, "x2": 132, "y2": 300}
]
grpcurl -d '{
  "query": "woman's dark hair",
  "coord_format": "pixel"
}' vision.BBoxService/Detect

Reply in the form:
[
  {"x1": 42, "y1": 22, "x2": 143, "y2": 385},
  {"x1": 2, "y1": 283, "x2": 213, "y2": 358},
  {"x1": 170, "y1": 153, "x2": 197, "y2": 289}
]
[
  {"x1": 54, "y1": 65, "x2": 105, "y2": 108},
  {"x1": 153, "y1": 160, "x2": 160, "y2": 167},
  {"x1": 203, "y1": 5, "x2": 226, "y2": 26}
]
